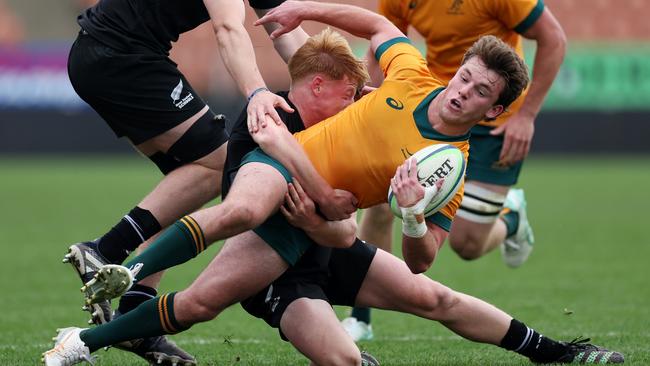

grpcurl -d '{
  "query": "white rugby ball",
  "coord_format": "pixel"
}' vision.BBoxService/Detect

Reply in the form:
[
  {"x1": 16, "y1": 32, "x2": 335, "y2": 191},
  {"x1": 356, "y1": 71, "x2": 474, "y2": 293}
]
[{"x1": 388, "y1": 144, "x2": 466, "y2": 218}]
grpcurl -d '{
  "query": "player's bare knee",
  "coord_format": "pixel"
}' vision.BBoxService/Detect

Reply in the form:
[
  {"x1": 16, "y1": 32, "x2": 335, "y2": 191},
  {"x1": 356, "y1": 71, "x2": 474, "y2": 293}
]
[
  {"x1": 225, "y1": 203, "x2": 260, "y2": 230},
  {"x1": 413, "y1": 282, "x2": 458, "y2": 316},
  {"x1": 189, "y1": 163, "x2": 222, "y2": 198},
  {"x1": 180, "y1": 293, "x2": 222, "y2": 323},
  {"x1": 449, "y1": 237, "x2": 483, "y2": 261}
]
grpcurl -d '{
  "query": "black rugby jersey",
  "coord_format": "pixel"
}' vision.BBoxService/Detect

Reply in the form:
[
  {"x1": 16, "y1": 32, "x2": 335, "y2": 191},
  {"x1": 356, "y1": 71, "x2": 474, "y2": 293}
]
[
  {"x1": 77, "y1": 0, "x2": 285, "y2": 55},
  {"x1": 222, "y1": 91, "x2": 304, "y2": 197}
]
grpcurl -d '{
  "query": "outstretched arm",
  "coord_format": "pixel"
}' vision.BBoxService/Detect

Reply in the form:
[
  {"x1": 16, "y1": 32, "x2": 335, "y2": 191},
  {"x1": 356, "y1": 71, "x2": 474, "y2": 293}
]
[
  {"x1": 255, "y1": 0, "x2": 405, "y2": 53},
  {"x1": 203, "y1": 0, "x2": 294, "y2": 130},
  {"x1": 253, "y1": 8, "x2": 309, "y2": 63},
  {"x1": 491, "y1": 8, "x2": 567, "y2": 165}
]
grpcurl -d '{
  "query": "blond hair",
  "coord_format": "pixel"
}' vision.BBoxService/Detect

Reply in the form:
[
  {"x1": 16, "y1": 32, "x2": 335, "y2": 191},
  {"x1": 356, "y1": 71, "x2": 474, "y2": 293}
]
[
  {"x1": 461, "y1": 35, "x2": 529, "y2": 109},
  {"x1": 289, "y1": 28, "x2": 369, "y2": 91}
]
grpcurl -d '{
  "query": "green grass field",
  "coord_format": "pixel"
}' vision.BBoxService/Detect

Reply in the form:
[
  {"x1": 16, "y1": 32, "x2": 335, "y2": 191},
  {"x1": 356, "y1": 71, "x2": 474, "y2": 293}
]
[{"x1": 1, "y1": 156, "x2": 649, "y2": 365}]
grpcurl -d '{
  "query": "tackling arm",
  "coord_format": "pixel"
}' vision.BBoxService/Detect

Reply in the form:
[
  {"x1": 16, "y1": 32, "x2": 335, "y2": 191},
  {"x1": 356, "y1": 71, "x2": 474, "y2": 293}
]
[
  {"x1": 280, "y1": 180, "x2": 357, "y2": 248},
  {"x1": 202, "y1": 0, "x2": 293, "y2": 128},
  {"x1": 252, "y1": 115, "x2": 358, "y2": 221}
]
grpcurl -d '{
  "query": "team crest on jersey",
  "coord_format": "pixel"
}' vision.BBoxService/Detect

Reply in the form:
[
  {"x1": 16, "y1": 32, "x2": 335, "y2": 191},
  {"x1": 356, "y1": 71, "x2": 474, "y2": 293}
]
[
  {"x1": 170, "y1": 79, "x2": 194, "y2": 109},
  {"x1": 447, "y1": 0, "x2": 464, "y2": 15},
  {"x1": 386, "y1": 97, "x2": 404, "y2": 110}
]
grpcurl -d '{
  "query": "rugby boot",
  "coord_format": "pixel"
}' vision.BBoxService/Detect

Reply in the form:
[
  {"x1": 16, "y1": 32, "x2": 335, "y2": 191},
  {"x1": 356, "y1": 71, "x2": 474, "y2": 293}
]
[
  {"x1": 361, "y1": 351, "x2": 380, "y2": 366},
  {"x1": 342, "y1": 317, "x2": 374, "y2": 342},
  {"x1": 42, "y1": 327, "x2": 94, "y2": 366},
  {"x1": 80, "y1": 264, "x2": 134, "y2": 305},
  {"x1": 63, "y1": 241, "x2": 113, "y2": 325},
  {"x1": 500, "y1": 189, "x2": 535, "y2": 268},
  {"x1": 531, "y1": 337, "x2": 624, "y2": 364},
  {"x1": 112, "y1": 308, "x2": 195, "y2": 366}
]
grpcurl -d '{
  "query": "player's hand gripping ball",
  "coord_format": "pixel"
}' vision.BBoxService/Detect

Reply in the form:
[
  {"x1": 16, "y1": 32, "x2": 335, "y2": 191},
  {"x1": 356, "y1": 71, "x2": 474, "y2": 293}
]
[{"x1": 388, "y1": 144, "x2": 466, "y2": 218}]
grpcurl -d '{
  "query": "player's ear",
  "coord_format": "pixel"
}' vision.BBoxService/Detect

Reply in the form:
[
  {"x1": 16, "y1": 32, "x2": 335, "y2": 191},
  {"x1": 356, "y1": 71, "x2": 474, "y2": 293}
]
[
  {"x1": 485, "y1": 104, "x2": 504, "y2": 120},
  {"x1": 310, "y1": 75, "x2": 324, "y2": 96}
]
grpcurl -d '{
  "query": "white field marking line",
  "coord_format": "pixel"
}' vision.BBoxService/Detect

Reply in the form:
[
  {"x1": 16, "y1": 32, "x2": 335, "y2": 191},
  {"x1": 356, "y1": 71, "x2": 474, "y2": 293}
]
[{"x1": 2, "y1": 331, "x2": 631, "y2": 351}]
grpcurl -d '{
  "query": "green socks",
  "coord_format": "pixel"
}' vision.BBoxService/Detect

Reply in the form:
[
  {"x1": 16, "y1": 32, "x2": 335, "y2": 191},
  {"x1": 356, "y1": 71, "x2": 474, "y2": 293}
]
[
  {"x1": 124, "y1": 216, "x2": 206, "y2": 282},
  {"x1": 80, "y1": 292, "x2": 186, "y2": 352},
  {"x1": 501, "y1": 210, "x2": 520, "y2": 238}
]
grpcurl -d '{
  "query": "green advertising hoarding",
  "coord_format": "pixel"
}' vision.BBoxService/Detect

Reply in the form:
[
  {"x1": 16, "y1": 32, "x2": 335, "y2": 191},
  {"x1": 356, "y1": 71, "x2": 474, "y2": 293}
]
[{"x1": 535, "y1": 43, "x2": 650, "y2": 110}]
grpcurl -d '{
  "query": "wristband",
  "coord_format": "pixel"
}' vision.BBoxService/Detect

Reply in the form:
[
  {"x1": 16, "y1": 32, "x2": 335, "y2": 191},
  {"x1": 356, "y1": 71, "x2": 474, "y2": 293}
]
[
  {"x1": 247, "y1": 87, "x2": 269, "y2": 101},
  {"x1": 399, "y1": 185, "x2": 439, "y2": 238},
  {"x1": 401, "y1": 205, "x2": 428, "y2": 238}
]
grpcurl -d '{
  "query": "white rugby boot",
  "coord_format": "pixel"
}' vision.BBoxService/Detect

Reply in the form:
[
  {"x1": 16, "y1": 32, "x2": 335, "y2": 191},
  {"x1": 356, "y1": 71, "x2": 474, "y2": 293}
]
[
  {"x1": 500, "y1": 188, "x2": 535, "y2": 268},
  {"x1": 42, "y1": 327, "x2": 94, "y2": 366},
  {"x1": 341, "y1": 317, "x2": 374, "y2": 342}
]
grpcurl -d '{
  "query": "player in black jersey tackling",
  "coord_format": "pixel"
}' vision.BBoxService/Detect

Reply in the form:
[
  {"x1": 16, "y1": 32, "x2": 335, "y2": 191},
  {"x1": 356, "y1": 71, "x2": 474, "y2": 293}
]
[{"x1": 63, "y1": 0, "x2": 313, "y2": 364}]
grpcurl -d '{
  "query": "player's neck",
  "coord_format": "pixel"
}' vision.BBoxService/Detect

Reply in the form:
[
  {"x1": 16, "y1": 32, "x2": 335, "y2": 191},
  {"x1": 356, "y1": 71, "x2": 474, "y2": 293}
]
[
  {"x1": 427, "y1": 94, "x2": 474, "y2": 136},
  {"x1": 288, "y1": 89, "x2": 318, "y2": 128}
]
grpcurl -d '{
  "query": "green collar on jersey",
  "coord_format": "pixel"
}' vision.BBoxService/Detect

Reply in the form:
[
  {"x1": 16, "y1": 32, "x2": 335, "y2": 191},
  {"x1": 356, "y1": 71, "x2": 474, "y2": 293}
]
[{"x1": 413, "y1": 87, "x2": 471, "y2": 142}]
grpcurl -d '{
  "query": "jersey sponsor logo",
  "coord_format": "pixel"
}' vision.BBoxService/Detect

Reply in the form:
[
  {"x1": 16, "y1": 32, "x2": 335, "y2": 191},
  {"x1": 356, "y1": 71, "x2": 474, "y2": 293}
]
[
  {"x1": 386, "y1": 97, "x2": 404, "y2": 110},
  {"x1": 447, "y1": 0, "x2": 464, "y2": 15},
  {"x1": 171, "y1": 79, "x2": 194, "y2": 109},
  {"x1": 417, "y1": 158, "x2": 454, "y2": 186}
]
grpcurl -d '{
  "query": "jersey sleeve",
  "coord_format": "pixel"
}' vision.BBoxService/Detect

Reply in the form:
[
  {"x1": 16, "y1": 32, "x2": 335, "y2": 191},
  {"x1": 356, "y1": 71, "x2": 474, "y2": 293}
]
[
  {"x1": 375, "y1": 38, "x2": 430, "y2": 83},
  {"x1": 248, "y1": 0, "x2": 284, "y2": 10},
  {"x1": 488, "y1": 0, "x2": 545, "y2": 34},
  {"x1": 378, "y1": 0, "x2": 410, "y2": 34}
]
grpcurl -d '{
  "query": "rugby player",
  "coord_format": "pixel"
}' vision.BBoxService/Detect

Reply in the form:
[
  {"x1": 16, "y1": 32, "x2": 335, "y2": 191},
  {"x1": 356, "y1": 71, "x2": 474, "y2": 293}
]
[{"x1": 44, "y1": 2, "x2": 535, "y2": 364}]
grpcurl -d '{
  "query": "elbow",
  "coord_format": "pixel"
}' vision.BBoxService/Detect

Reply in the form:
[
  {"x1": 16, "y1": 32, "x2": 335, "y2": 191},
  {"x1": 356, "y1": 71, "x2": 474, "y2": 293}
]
[
  {"x1": 407, "y1": 261, "x2": 431, "y2": 275},
  {"x1": 213, "y1": 19, "x2": 245, "y2": 45},
  {"x1": 406, "y1": 258, "x2": 433, "y2": 274}
]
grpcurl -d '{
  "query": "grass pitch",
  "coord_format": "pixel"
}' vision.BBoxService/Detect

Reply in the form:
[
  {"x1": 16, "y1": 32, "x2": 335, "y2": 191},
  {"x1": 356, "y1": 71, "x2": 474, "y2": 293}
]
[{"x1": 0, "y1": 156, "x2": 649, "y2": 365}]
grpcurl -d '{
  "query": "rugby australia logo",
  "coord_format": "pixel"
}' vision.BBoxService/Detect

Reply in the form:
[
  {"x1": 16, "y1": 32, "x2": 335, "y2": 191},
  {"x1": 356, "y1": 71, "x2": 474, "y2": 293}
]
[
  {"x1": 417, "y1": 158, "x2": 454, "y2": 186},
  {"x1": 171, "y1": 79, "x2": 194, "y2": 109},
  {"x1": 386, "y1": 97, "x2": 404, "y2": 110},
  {"x1": 447, "y1": 0, "x2": 464, "y2": 15}
]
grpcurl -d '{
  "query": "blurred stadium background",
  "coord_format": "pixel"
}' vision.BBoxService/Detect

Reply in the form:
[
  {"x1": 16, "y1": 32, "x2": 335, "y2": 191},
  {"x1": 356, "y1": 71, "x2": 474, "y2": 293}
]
[
  {"x1": 1, "y1": 0, "x2": 649, "y2": 365},
  {"x1": 2, "y1": 0, "x2": 650, "y2": 154}
]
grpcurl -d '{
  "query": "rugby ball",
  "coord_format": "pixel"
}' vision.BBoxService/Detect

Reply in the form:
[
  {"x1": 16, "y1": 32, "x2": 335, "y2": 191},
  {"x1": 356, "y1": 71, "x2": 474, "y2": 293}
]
[{"x1": 388, "y1": 144, "x2": 466, "y2": 218}]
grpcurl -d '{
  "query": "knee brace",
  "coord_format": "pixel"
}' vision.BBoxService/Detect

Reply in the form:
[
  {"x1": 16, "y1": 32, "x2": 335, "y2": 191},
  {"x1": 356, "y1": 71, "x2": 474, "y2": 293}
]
[{"x1": 455, "y1": 182, "x2": 507, "y2": 224}]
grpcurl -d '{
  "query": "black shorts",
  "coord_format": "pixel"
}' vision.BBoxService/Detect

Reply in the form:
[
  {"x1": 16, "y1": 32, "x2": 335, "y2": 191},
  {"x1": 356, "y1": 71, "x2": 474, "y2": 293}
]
[
  {"x1": 240, "y1": 239, "x2": 377, "y2": 339},
  {"x1": 67, "y1": 30, "x2": 208, "y2": 145}
]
